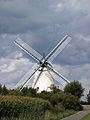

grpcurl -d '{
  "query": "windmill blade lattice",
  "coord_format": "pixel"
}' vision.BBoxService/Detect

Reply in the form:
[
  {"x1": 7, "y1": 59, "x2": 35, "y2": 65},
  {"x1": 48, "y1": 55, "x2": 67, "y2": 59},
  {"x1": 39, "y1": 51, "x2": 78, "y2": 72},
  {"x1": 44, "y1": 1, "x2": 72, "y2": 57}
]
[
  {"x1": 45, "y1": 35, "x2": 72, "y2": 62},
  {"x1": 15, "y1": 37, "x2": 42, "y2": 62},
  {"x1": 47, "y1": 65, "x2": 70, "y2": 83},
  {"x1": 14, "y1": 35, "x2": 72, "y2": 92},
  {"x1": 14, "y1": 63, "x2": 40, "y2": 90},
  {"x1": 33, "y1": 67, "x2": 44, "y2": 88}
]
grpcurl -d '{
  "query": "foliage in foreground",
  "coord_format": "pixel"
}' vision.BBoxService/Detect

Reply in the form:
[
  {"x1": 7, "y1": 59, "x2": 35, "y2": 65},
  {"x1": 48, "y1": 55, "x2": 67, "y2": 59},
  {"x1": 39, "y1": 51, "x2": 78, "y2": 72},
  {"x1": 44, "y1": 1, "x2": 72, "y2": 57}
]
[
  {"x1": 0, "y1": 110, "x2": 77, "y2": 120},
  {"x1": 0, "y1": 95, "x2": 51, "y2": 119},
  {"x1": 38, "y1": 90, "x2": 83, "y2": 111},
  {"x1": 42, "y1": 109, "x2": 77, "y2": 120},
  {"x1": 0, "y1": 83, "x2": 84, "y2": 119}
]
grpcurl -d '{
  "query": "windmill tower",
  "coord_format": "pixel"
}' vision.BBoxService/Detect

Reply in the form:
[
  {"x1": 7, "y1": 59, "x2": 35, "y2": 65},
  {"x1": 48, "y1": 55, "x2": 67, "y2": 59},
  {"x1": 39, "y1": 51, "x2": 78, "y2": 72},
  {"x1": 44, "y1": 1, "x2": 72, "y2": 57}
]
[
  {"x1": 14, "y1": 35, "x2": 72, "y2": 92},
  {"x1": 33, "y1": 67, "x2": 54, "y2": 92}
]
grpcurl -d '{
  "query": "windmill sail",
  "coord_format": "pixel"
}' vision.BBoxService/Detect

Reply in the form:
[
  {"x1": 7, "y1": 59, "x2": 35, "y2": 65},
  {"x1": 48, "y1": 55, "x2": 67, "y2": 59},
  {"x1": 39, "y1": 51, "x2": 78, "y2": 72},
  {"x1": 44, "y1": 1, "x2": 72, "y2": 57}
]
[
  {"x1": 47, "y1": 65, "x2": 70, "y2": 83},
  {"x1": 14, "y1": 63, "x2": 40, "y2": 90},
  {"x1": 33, "y1": 67, "x2": 44, "y2": 87},
  {"x1": 15, "y1": 38, "x2": 42, "y2": 62},
  {"x1": 14, "y1": 35, "x2": 72, "y2": 92},
  {"x1": 45, "y1": 35, "x2": 72, "y2": 62}
]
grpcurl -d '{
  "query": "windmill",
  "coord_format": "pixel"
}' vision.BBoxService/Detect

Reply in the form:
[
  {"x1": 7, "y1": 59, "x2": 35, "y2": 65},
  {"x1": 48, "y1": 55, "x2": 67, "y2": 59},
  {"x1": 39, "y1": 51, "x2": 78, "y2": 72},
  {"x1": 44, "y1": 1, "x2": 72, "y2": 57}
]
[{"x1": 14, "y1": 35, "x2": 72, "y2": 92}]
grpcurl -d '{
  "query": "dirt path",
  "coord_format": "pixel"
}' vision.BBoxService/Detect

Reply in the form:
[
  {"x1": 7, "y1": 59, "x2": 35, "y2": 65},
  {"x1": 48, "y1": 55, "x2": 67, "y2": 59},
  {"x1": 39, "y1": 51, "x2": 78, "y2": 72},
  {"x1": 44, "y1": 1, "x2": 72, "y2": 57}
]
[{"x1": 62, "y1": 110, "x2": 90, "y2": 120}]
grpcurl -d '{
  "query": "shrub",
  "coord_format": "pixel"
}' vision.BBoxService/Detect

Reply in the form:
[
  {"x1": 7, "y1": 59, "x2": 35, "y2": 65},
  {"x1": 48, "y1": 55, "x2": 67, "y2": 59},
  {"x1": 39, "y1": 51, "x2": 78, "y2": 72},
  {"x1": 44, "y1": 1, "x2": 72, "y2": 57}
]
[
  {"x1": 21, "y1": 87, "x2": 37, "y2": 97},
  {"x1": 37, "y1": 91, "x2": 52, "y2": 100},
  {"x1": 49, "y1": 91, "x2": 83, "y2": 111},
  {"x1": 49, "y1": 91, "x2": 65, "y2": 106},
  {"x1": 53, "y1": 103, "x2": 65, "y2": 113},
  {"x1": 62, "y1": 93, "x2": 83, "y2": 110},
  {"x1": 9, "y1": 89, "x2": 22, "y2": 96}
]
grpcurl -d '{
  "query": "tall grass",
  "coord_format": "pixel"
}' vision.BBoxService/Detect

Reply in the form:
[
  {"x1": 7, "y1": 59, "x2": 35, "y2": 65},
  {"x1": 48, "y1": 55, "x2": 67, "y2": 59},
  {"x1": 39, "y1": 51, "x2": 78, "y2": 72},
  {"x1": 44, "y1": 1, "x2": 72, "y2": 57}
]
[
  {"x1": 0, "y1": 110, "x2": 77, "y2": 120},
  {"x1": 42, "y1": 110, "x2": 77, "y2": 120},
  {"x1": 0, "y1": 95, "x2": 52, "y2": 120}
]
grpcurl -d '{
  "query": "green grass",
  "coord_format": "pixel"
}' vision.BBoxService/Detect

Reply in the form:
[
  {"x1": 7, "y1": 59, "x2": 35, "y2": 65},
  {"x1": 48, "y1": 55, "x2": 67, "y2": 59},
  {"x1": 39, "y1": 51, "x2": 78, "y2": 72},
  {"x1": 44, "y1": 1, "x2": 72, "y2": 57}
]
[{"x1": 81, "y1": 113, "x2": 90, "y2": 120}]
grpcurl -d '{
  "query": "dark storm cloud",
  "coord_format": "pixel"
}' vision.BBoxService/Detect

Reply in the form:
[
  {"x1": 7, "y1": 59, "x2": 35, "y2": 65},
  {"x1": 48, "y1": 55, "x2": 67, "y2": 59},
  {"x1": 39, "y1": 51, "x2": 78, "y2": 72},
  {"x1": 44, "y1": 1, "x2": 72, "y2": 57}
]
[
  {"x1": 0, "y1": 0, "x2": 90, "y2": 95},
  {"x1": 0, "y1": 0, "x2": 90, "y2": 65},
  {"x1": 0, "y1": 0, "x2": 89, "y2": 35}
]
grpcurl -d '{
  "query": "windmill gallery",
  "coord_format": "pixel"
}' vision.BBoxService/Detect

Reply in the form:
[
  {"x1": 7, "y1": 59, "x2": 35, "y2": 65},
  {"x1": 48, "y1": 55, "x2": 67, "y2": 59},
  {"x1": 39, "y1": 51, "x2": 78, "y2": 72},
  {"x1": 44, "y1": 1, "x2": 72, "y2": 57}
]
[{"x1": 14, "y1": 35, "x2": 72, "y2": 92}]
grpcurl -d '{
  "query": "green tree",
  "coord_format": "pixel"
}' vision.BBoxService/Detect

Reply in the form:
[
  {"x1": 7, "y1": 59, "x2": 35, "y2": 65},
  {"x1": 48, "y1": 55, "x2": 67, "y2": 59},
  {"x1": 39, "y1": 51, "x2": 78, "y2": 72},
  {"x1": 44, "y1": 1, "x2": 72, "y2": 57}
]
[
  {"x1": 0, "y1": 83, "x2": 2, "y2": 94},
  {"x1": 21, "y1": 87, "x2": 37, "y2": 97},
  {"x1": 38, "y1": 90, "x2": 52, "y2": 100},
  {"x1": 87, "y1": 91, "x2": 90, "y2": 104},
  {"x1": 2, "y1": 85, "x2": 9, "y2": 95},
  {"x1": 64, "y1": 80, "x2": 84, "y2": 99}
]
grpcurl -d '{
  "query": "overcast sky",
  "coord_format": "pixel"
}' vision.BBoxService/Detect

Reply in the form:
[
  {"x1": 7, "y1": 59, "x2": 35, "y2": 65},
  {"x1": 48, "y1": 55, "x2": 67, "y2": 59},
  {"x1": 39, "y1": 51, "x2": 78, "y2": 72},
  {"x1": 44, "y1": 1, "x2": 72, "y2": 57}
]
[{"x1": 0, "y1": 0, "x2": 90, "y2": 96}]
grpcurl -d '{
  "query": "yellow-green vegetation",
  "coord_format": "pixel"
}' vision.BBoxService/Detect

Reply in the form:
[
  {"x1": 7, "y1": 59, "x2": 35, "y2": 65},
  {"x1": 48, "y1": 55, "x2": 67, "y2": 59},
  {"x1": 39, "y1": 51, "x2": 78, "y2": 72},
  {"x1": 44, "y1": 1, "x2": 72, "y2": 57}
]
[
  {"x1": 0, "y1": 110, "x2": 77, "y2": 120},
  {"x1": 0, "y1": 83, "x2": 84, "y2": 120},
  {"x1": 0, "y1": 95, "x2": 52, "y2": 120},
  {"x1": 0, "y1": 95, "x2": 78, "y2": 120},
  {"x1": 83, "y1": 105, "x2": 90, "y2": 110},
  {"x1": 42, "y1": 110, "x2": 77, "y2": 120},
  {"x1": 0, "y1": 94, "x2": 48, "y2": 103},
  {"x1": 81, "y1": 113, "x2": 90, "y2": 120}
]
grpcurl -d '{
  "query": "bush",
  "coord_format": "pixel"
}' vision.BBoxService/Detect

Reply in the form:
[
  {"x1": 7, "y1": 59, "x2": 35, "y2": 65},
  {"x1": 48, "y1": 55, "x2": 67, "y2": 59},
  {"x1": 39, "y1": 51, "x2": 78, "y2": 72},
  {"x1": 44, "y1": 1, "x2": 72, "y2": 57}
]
[
  {"x1": 9, "y1": 89, "x2": 22, "y2": 96},
  {"x1": 21, "y1": 87, "x2": 37, "y2": 97},
  {"x1": 50, "y1": 91, "x2": 64, "y2": 106},
  {"x1": 53, "y1": 103, "x2": 65, "y2": 113},
  {"x1": 49, "y1": 91, "x2": 83, "y2": 111},
  {"x1": 37, "y1": 91, "x2": 52, "y2": 100},
  {"x1": 62, "y1": 93, "x2": 83, "y2": 110},
  {"x1": 50, "y1": 93, "x2": 61, "y2": 106}
]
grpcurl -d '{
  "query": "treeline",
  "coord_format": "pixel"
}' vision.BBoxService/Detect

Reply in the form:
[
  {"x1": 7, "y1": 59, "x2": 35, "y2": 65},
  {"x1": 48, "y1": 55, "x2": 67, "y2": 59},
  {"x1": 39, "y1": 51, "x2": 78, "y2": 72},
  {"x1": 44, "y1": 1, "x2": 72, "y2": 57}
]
[
  {"x1": 81, "y1": 91, "x2": 90, "y2": 105},
  {"x1": 0, "y1": 84, "x2": 9, "y2": 95},
  {"x1": 0, "y1": 81, "x2": 87, "y2": 120}
]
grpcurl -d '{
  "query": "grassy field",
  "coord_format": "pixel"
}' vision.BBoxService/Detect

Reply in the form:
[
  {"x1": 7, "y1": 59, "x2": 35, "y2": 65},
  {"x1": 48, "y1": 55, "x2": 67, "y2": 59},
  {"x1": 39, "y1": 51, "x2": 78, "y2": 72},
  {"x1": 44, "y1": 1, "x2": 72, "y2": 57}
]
[
  {"x1": 83, "y1": 105, "x2": 90, "y2": 110},
  {"x1": 81, "y1": 113, "x2": 90, "y2": 120}
]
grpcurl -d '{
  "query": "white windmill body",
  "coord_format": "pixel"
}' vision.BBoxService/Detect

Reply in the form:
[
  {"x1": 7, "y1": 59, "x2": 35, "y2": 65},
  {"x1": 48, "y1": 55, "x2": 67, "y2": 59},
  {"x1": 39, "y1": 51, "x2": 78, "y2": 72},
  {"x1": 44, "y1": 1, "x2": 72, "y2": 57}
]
[
  {"x1": 33, "y1": 67, "x2": 54, "y2": 92},
  {"x1": 14, "y1": 35, "x2": 72, "y2": 92}
]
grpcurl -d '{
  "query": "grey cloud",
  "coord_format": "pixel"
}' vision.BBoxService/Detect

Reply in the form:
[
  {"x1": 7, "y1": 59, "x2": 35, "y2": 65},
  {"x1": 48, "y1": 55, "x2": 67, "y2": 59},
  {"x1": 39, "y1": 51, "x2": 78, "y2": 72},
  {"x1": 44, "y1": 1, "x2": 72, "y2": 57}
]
[{"x1": 0, "y1": 0, "x2": 90, "y2": 94}]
